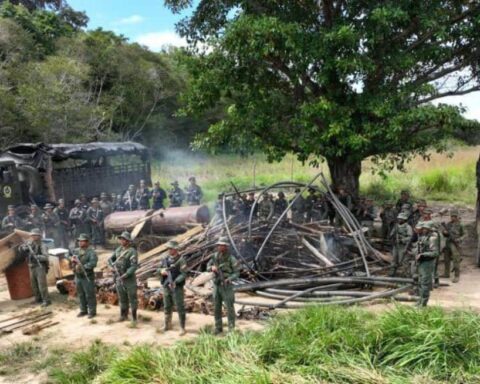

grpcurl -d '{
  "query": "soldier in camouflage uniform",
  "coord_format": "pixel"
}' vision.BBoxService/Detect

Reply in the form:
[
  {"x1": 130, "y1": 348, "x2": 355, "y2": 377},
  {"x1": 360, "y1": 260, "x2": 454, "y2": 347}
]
[
  {"x1": 108, "y1": 232, "x2": 138, "y2": 323},
  {"x1": 410, "y1": 199, "x2": 427, "y2": 228},
  {"x1": 441, "y1": 209, "x2": 464, "y2": 283},
  {"x1": 290, "y1": 188, "x2": 305, "y2": 224},
  {"x1": 380, "y1": 201, "x2": 397, "y2": 239},
  {"x1": 207, "y1": 237, "x2": 240, "y2": 334},
  {"x1": 258, "y1": 193, "x2": 274, "y2": 222},
  {"x1": 42, "y1": 203, "x2": 60, "y2": 245},
  {"x1": 20, "y1": 229, "x2": 51, "y2": 306},
  {"x1": 54, "y1": 199, "x2": 70, "y2": 248},
  {"x1": 169, "y1": 181, "x2": 185, "y2": 207},
  {"x1": 414, "y1": 221, "x2": 440, "y2": 307},
  {"x1": 123, "y1": 185, "x2": 138, "y2": 211},
  {"x1": 185, "y1": 176, "x2": 203, "y2": 206},
  {"x1": 396, "y1": 190, "x2": 414, "y2": 217},
  {"x1": 69, "y1": 199, "x2": 87, "y2": 242},
  {"x1": 273, "y1": 191, "x2": 288, "y2": 221},
  {"x1": 69, "y1": 234, "x2": 98, "y2": 318},
  {"x1": 136, "y1": 180, "x2": 151, "y2": 210},
  {"x1": 25, "y1": 204, "x2": 44, "y2": 232},
  {"x1": 86, "y1": 198, "x2": 104, "y2": 247},
  {"x1": 99, "y1": 192, "x2": 113, "y2": 217},
  {"x1": 389, "y1": 212, "x2": 413, "y2": 277},
  {"x1": 304, "y1": 188, "x2": 318, "y2": 223},
  {"x1": 152, "y1": 182, "x2": 167, "y2": 210},
  {"x1": 1, "y1": 205, "x2": 24, "y2": 233},
  {"x1": 158, "y1": 240, "x2": 187, "y2": 335}
]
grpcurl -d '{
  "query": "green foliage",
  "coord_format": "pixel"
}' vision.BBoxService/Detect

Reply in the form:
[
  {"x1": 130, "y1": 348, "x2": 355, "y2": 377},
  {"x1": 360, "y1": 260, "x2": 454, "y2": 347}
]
[
  {"x1": 48, "y1": 339, "x2": 117, "y2": 384},
  {"x1": 172, "y1": 1, "x2": 480, "y2": 193},
  {"x1": 0, "y1": 341, "x2": 41, "y2": 376},
  {"x1": 48, "y1": 306, "x2": 480, "y2": 383}
]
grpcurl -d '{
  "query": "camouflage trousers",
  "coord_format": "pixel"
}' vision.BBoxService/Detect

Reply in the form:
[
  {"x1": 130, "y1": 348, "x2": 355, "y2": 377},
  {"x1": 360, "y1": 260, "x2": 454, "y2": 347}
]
[
  {"x1": 163, "y1": 284, "x2": 186, "y2": 328},
  {"x1": 213, "y1": 283, "x2": 235, "y2": 332}
]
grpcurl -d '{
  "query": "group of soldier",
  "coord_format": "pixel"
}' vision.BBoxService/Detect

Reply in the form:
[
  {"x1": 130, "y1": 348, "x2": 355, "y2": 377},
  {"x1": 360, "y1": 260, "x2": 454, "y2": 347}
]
[
  {"x1": 19, "y1": 225, "x2": 237, "y2": 334},
  {"x1": 1, "y1": 177, "x2": 204, "y2": 249}
]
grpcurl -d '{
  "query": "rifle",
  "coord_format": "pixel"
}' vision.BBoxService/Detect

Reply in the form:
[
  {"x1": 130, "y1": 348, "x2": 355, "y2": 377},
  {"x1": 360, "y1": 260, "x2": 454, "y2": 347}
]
[
  {"x1": 69, "y1": 250, "x2": 91, "y2": 282},
  {"x1": 110, "y1": 250, "x2": 130, "y2": 288},
  {"x1": 441, "y1": 222, "x2": 462, "y2": 253},
  {"x1": 213, "y1": 261, "x2": 227, "y2": 288},
  {"x1": 24, "y1": 243, "x2": 43, "y2": 268},
  {"x1": 161, "y1": 258, "x2": 175, "y2": 293}
]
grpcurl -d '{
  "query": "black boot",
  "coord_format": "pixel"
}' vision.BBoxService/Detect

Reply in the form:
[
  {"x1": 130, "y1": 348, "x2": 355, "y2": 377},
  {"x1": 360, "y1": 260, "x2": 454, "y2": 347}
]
[
  {"x1": 118, "y1": 308, "x2": 128, "y2": 322},
  {"x1": 131, "y1": 309, "x2": 137, "y2": 325}
]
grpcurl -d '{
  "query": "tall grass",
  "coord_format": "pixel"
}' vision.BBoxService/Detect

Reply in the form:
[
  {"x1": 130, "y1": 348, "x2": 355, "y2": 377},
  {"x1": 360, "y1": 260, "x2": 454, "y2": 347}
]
[
  {"x1": 47, "y1": 305, "x2": 480, "y2": 384},
  {"x1": 151, "y1": 146, "x2": 479, "y2": 206}
]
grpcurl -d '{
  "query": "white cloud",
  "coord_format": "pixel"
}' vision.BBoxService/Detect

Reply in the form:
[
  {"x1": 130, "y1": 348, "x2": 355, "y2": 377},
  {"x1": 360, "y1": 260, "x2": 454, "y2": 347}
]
[
  {"x1": 434, "y1": 93, "x2": 480, "y2": 122},
  {"x1": 116, "y1": 15, "x2": 144, "y2": 25},
  {"x1": 136, "y1": 31, "x2": 187, "y2": 51}
]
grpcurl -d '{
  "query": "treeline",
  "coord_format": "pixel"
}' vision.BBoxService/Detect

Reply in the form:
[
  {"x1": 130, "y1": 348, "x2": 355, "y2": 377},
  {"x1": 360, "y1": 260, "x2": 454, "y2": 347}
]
[{"x1": 0, "y1": 1, "x2": 209, "y2": 152}]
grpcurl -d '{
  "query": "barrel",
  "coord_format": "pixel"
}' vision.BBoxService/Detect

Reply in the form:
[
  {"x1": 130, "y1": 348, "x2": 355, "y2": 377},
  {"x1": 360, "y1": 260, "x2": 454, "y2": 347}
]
[
  {"x1": 151, "y1": 205, "x2": 210, "y2": 234},
  {"x1": 5, "y1": 260, "x2": 33, "y2": 300}
]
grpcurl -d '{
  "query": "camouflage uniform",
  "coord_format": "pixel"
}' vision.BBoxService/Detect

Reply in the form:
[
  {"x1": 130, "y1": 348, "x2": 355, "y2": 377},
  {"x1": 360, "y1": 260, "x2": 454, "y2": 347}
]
[
  {"x1": 123, "y1": 186, "x2": 138, "y2": 211},
  {"x1": 20, "y1": 232, "x2": 51, "y2": 306},
  {"x1": 290, "y1": 190, "x2": 305, "y2": 224},
  {"x1": 54, "y1": 202, "x2": 70, "y2": 248},
  {"x1": 108, "y1": 234, "x2": 138, "y2": 321},
  {"x1": 186, "y1": 179, "x2": 203, "y2": 206},
  {"x1": 86, "y1": 202, "x2": 104, "y2": 246},
  {"x1": 273, "y1": 192, "x2": 288, "y2": 221},
  {"x1": 69, "y1": 202, "x2": 88, "y2": 240},
  {"x1": 442, "y1": 211, "x2": 464, "y2": 282},
  {"x1": 389, "y1": 213, "x2": 413, "y2": 277},
  {"x1": 152, "y1": 185, "x2": 167, "y2": 209},
  {"x1": 1, "y1": 207, "x2": 24, "y2": 233},
  {"x1": 169, "y1": 182, "x2": 185, "y2": 207},
  {"x1": 380, "y1": 202, "x2": 397, "y2": 239},
  {"x1": 25, "y1": 207, "x2": 44, "y2": 232},
  {"x1": 158, "y1": 241, "x2": 187, "y2": 333},
  {"x1": 207, "y1": 239, "x2": 240, "y2": 333},
  {"x1": 135, "y1": 183, "x2": 151, "y2": 210},
  {"x1": 415, "y1": 222, "x2": 440, "y2": 307},
  {"x1": 258, "y1": 196, "x2": 274, "y2": 221},
  {"x1": 70, "y1": 235, "x2": 98, "y2": 317},
  {"x1": 99, "y1": 194, "x2": 114, "y2": 216}
]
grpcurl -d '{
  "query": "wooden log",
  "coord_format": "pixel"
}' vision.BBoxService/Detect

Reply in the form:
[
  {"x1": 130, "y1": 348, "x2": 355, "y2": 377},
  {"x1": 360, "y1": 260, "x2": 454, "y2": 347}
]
[{"x1": 301, "y1": 238, "x2": 335, "y2": 267}]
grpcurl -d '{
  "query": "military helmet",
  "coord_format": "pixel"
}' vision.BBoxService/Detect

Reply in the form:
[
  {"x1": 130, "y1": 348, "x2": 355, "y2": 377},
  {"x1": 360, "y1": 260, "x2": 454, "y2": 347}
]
[
  {"x1": 166, "y1": 240, "x2": 180, "y2": 250},
  {"x1": 44, "y1": 203, "x2": 54, "y2": 209},
  {"x1": 216, "y1": 236, "x2": 230, "y2": 246},
  {"x1": 397, "y1": 212, "x2": 409, "y2": 221},
  {"x1": 30, "y1": 228, "x2": 42, "y2": 236},
  {"x1": 118, "y1": 231, "x2": 132, "y2": 242},
  {"x1": 77, "y1": 233, "x2": 90, "y2": 241},
  {"x1": 450, "y1": 209, "x2": 459, "y2": 217}
]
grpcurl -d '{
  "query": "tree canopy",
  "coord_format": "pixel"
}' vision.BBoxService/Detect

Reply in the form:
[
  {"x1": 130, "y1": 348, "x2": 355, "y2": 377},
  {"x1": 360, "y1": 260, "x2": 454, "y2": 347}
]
[{"x1": 167, "y1": 0, "x2": 480, "y2": 194}]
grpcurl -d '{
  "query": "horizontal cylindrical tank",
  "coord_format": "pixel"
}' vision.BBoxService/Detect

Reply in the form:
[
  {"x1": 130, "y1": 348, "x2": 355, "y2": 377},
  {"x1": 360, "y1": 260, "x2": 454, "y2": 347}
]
[
  {"x1": 151, "y1": 205, "x2": 210, "y2": 234},
  {"x1": 104, "y1": 209, "x2": 155, "y2": 233}
]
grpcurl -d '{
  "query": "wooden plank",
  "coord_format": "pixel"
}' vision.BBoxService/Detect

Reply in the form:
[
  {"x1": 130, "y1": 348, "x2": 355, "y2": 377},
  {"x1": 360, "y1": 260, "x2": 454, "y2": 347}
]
[{"x1": 301, "y1": 238, "x2": 335, "y2": 267}]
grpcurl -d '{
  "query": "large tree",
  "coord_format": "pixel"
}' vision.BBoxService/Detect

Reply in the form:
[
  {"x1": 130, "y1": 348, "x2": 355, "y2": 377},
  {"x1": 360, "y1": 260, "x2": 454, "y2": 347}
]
[{"x1": 166, "y1": 0, "x2": 480, "y2": 195}]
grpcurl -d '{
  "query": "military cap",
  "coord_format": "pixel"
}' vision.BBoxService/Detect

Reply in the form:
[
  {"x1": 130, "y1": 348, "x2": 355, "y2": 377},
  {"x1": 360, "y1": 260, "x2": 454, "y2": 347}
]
[
  {"x1": 74, "y1": 199, "x2": 81, "y2": 205},
  {"x1": 423, "y1": 208, "x2": 433, "y2": 214},
  {"x1": 58, "y1": 198, "x2": 65, "y2": 204},
  {"x1": 216, "y1": 236, "x2": 230, "y2": 246},
  {"x1": 77, "y1": 233, "x2": 90, "y2": 241},
  {"x1": 128, "y1": 184, "x2": 135, "y2": 189},
  {"x1": 100, "y1": 192, "x2": 107, "y2": 198},
  {"x1": 397, "y1": 212, "x2": 409, "y2": 221},
  {"x1": 416, "y1": 199, "x2": 427, "y2": 206},
  {"x1": 166, "y1": 240, "x2": 180, "y2": 250},
  {"x1": 118, "y1": 231, "x2": 132, "y2": 242},
  {"x1": 44, "y1": 203, "x2": 54, "y2": 209},
  {"x1": 30, "y1": 228, "x2": 42, "y2": 236},
  {"x1": 450, "y1": 209, "x2": 459, "y2": 217},
  {"x1": 30, "y1": 204, "x2": 39, "y2": 209},
  {"x1": 7, "y1": 205, "x2": 15, "y2": 210},
  {"x1": 91, "y1": 197, "x2": 99, "y2": 203}
]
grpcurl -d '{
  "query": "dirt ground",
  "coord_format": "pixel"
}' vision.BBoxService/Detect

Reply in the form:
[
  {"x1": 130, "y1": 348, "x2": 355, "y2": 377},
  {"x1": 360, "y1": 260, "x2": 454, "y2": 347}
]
[{"x1": 0, "y1": 203, "x2": 478, "y2": 383}]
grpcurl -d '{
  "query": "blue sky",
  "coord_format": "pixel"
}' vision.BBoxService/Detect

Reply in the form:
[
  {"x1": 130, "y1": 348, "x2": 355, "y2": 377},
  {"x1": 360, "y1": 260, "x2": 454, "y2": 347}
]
[
  {"x1": 68, "y1": 0, "x2": 192, "y2": 49},
  {"x1": 68, "y1": 1, "x2": 479, "y2": 121}
]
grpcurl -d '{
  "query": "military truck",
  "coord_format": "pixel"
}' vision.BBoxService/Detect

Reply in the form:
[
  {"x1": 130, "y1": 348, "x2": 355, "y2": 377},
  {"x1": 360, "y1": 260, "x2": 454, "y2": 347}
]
[{"x1": 0, "y1": 142, "x2": 151, "y2": 214}]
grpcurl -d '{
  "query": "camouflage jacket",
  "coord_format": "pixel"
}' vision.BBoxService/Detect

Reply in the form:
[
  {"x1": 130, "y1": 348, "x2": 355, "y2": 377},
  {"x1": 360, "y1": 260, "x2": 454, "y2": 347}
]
[
  {"x1": 416, "y1": 233, "x2": 440, "y2": 261},
  {"x1": 158, "y1": 255, "x2": 187, "y2": 286},
  {"x1": 71, "y1": 247, "x2": 98, "y2": 280},
  {"x1": 207, "y1": 251, "x2": 239, "y2": 286},
  {"x1": 108, "y1": 246, "x2": 138, "y2": 280},
  {"x1": 390, "y1": 222, "x2": 413, "y2": 246}
]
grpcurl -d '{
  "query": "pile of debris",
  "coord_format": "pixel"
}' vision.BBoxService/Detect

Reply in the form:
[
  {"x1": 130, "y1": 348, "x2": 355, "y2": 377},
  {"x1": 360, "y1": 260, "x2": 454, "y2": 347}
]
[
  {"x1": 0, "y1": 309, "x2": 57, "y2": 336},
  {"x1": 95, "y1": 173, "x2": 417, "y2": 312}
]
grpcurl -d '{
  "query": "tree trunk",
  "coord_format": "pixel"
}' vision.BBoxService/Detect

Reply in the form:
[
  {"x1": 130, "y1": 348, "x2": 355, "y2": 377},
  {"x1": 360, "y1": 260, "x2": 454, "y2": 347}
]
[{"x1": 327, "y1": 157, "x2": 362, "y2": 198}]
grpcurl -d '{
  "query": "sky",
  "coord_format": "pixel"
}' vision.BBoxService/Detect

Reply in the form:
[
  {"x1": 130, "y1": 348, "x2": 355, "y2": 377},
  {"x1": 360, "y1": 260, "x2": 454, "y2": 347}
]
[{"x1": 68, "y1": 0, "x2": 480, "y2": 121}]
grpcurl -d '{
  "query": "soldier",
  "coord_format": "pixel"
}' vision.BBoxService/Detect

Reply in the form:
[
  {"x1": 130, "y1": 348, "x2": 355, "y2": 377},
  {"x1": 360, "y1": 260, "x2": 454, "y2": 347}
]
[
  {"x1": 69, "y1": 199, "x2": 87, "y2": 241},
  {"x1": 396, "y1": 190, "x2": 413, "y2": 217},
  {"x1": 207, "y1": 237, "x2": 239, "y2": 334},
  {"x1": 290, "y1": 188, "x2": 305, "y2": 224},
  {"x1": 273, "y1": 191, "x2": 288, "y2": 219},
  {"x1": 108, "y1": 232, "x2": 138, "y2": 323},
  {"x1": 25, "y1": 204, "x2": 44, "y2": 232},
  {"x1": 135, "y1": 180, "x2": 151, "y2": 210},
  {"x1": 86, "y1": 198, "x2": 104, "y2": 247},
  {"x1": 79, "y1": 194, "x2": 90, "y2": 210},
  {"x1": 169, "y1": 181, "x2": 185, "y2": 207},
  {"x1": 419, "y1": 207, "x2": 441, "y2": 288},
  {"x1": 243, "y1": 192, "x2": 257, "y2": 219},
  {"x1": 414, "y1": 221, "x2": 440, "y2": 307},
  {"x1": 69, "y1": 234, "x2": 98, "y2": 318},
  {"x1": 185, "y1": 176, "x2": 203, "y2": 206},
  {"x1": 123, "y1": 185, "x2": 138, "y2": 211},
  {"x1": 19, "y1": 229, "x2": 51, "y2": 306},
  {"x1": 42, "y1": 203, "x2": 60, "y2": 245},
  {"x1": 152, "y1": 181, "x2": 167, "y2": 209},
  {"x1": 358, "y1": 198, "x2": 376, "y2": 234},
  {"x1": 380, "y1": 201, "x2": 397, "y2": 239},
  {"x1": 99, "y1": 192, "x2": 113, "y2": 217},
  {"x1": 389, "y1": 212, "x2": 413, "y2": 277},
  {"x1": 158, "y1": 240, "x2": 187, "y2": 335},
  {"x1": 115, "y1": 194, "x2": 125, "y2": 212},
  {"x1": 1, "y1": 205, "x2": 24, "y2": 233},
  {"x1": 304, "y1": 188, "x2": 318, "y2": 222},
  {"x1": 258, "y1": 193, "x2": 274, "y2": 222},
  {"x1": 54, "y1": 199, "x2": 70, "y2": 248},
  {"x1": 411, "y1": 199, "x2": 427, "y2": 227},
  {"x1": 441, "y1": 209, "x2": 464, "y2": 283}
]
